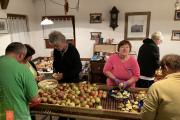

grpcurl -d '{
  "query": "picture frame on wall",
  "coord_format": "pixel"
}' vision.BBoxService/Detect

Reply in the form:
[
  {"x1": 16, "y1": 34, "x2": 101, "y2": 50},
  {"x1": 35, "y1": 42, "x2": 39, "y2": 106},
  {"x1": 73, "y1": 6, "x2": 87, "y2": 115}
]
[
  {"x1": 90, "y1": 32, "x2": 101, "y2": 40},
  {"x1": 124, "y1": 12, "x2": 151, "y2": 40},
  {"x1": 171, "y1": 30, "x2": 180, "y2": 40},
  {"x1": 174, "y1": 10, "x2": 180, "y2": 20},
  {"x1": 0, "y1": 18, "x2": 8, "y2": 34},
  {"x1": 90, "y1": 13, "x2": 102, "y2": 23}
]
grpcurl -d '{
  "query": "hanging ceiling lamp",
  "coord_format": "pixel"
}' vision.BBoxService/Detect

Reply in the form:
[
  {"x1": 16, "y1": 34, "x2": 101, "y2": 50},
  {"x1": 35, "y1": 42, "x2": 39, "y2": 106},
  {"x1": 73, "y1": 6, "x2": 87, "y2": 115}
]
[{"x1": 41, "y1": 0, "x2": 54, "y2": 25}]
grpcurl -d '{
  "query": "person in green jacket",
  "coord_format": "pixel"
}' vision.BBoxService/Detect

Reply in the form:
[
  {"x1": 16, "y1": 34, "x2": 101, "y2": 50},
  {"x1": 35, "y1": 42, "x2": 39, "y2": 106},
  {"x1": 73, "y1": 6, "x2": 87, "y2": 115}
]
[
  {"x1": 0, "y1": 42, "x2": 40, "y2": 120},
  {"x1": 141, "y1": 54, "x2": 180, "y2": 120}
]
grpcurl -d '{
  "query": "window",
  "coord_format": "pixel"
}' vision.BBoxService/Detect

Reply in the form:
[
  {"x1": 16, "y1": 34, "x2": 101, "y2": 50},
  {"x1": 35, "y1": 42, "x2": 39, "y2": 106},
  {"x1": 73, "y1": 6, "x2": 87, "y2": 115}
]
[
  {"x1": 7, "y1": 14, "x2": 30, "y2": 43},
  {"x1": 42, "y1": 16, "x2": 76, "y2": 48}
]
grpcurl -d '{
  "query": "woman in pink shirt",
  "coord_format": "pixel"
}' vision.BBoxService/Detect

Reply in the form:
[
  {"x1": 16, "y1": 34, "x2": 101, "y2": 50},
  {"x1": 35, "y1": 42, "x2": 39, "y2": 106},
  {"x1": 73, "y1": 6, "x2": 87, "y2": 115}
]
[{"x1": 103, "y1": 40, "x2": 140, "y2": 88}]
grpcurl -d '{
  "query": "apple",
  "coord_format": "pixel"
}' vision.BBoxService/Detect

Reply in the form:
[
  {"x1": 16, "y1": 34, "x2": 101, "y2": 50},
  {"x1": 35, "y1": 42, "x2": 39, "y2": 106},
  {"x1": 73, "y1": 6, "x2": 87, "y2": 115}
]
[
  {"x1": 85, "y1": 88, "x2": 91, "y2": 93},
  {"x1": 61, "y1": 103, "x2": 66, "y2": 106},
  {"x1": 38, "y1": 89, "x2": 44, "y2": 96},
  {"x1": 89, "y1": 96, "x2": 93, "y2": 99},
  {"x1": 70, "y1": 95, "x2": 76, "y2": 100},
  {"x1": 41, "y1": 97, "x2": 48, "y2": 103},
  {"x1": 49, "y1": 89, "x2": 56, "y2": 94},
  {"x1": 86, "y1": 98, "x2": 91, "y2": 102},
  {"x1": 92, "y1": 83, "x2": 97, "y2": 87},
  {"x1": 79, "y1": 97, "x2": 84, "y2": 102},
  {"x1": 81, "y1": 101, "x2": 87, "y2": 107},
  {"x1": 51, "y1": 93, "x2": 56, "y2": 98},
  {"x1": 90, "y1": 91, "x2": 96, "y2": 96},
  {"x1": 74, "y1": 99, "x2": 80, "y2": 105},
  {"x1": 94, "y1": 91, "x2": 99, "y2": 97},
  {"x1": 47, "y1": 98, "x2": 53, "y2": 103},
  {"x1": 55, "y1": 97, "x2": 59, "y2": 101},
  {"x1": 87, "y1": 101, "x2": 93, "y2": 107},
  {"x1": 96, "y1": 105, "x2": 103, "y2": 110},
  {"x1": 57, "y1": 100, "x2": 61, "y2": 105},
  {"x1": 98, "y1": 93, "x2": 103, "y2": 98},
  {"x1": 75, "y1": 90, "x2": 80, "y2": 95},
  {"x1": 56, "y1": 89, "x2": 61, "y2": 93},
  {"x1": 98, "y1": 90, "x2": 103, "y2": 94},
  {"x1": 76, "y1": 104, "x2": 81, "y2": 107},
  {"x1": 93, "y1": 86, "x2": 98, "y2": 91},
  {"x1": 85, "y1": 105, "x2": 90, "y2": 108},
  {"x1": 52, "y1": 99, "x2": 57, "y2": 104},
  {"x1": 42, "y1": 93, "x2": 48, "y2": 97},
  {"x1": 102, "y1": 92, "x2": 107, "y2": 98},
  {"x1": 63, "y1": 94, "x2": 67, "y2": 99},
  {"x1": 90, "y1": 98, "x2": 96, "y2": 104},
  {"x1": 58, "y1": 86, "x2": 64, "y2": 90},
  {"x1": 69, "y1": 102, "x2": 75, "y2": 107},
  {"x1": 73, "y1": 86, "x2": 79, "y2": 91},
  {"x1": 95, "y1": 97, "x2": 101, "y2": 103}
]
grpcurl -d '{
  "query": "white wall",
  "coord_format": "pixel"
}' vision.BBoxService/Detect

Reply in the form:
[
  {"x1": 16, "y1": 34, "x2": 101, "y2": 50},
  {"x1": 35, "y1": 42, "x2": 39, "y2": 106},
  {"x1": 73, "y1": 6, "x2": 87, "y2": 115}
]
[
  {"x1": 0, "y1": 0, "x2": 180, "y2": 59},
  {"x1": 33, "y1": 0, "x2": 180, "y2": 59},
  {"x1": 0, "y1": 0, "x2": 37, "y2": 55},
  {"x1": 0, "y1": 9, "x2": 10, "y2": 55}
]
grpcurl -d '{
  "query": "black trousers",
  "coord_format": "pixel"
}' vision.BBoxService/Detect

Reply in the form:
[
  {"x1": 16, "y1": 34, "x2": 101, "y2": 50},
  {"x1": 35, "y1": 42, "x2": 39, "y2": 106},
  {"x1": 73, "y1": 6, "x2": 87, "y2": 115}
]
[
  {"x1": 136, "y1": 79, "x2": 154, "y2": 88},
  {"x1": 31, "y1": 115, "x2": 36, "y2": 120}
]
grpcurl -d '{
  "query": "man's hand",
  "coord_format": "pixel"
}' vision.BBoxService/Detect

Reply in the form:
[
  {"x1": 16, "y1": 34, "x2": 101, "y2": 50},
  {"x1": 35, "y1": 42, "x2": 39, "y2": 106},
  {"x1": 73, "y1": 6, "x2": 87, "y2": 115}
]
[
  {"x1": 52, "y1": 72, "x2": 63, "y2": 80},
  {"x1": 29, "y1": 97, "x2": 41, "y2": 108},
  {"x1": 36, "y1": 75, "x2": 44, "y2": 81}
]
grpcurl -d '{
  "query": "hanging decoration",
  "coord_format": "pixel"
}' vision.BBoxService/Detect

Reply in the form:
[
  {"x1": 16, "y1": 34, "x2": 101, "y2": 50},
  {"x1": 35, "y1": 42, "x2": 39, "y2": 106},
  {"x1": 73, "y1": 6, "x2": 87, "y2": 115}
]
[
  {"x1": 64, "y1": 0, "x2": 69, "y2": 15},
  {"x1": 49, "y1": 0, "x2": 80, "y2": 15}
]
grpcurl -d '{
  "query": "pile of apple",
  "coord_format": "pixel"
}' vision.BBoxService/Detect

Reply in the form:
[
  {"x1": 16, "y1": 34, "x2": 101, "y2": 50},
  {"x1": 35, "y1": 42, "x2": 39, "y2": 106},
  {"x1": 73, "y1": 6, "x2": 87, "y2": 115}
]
[
  {"x1": 117, "y1": 90, "x2": 147, "y2": 112},
  {"x1": 38, "y1": 82, "x2": 107, "y2": 109},
  {"x1": 111, "y1": 90, "x2": 131, "y2": 99},
  {"x1": 117, "y1": 99, "x2": 139, "y2": 112}
]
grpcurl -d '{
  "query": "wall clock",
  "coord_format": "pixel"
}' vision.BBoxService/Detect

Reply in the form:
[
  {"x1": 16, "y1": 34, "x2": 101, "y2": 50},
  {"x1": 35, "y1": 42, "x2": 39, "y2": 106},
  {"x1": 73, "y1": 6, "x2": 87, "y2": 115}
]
[{"x1": 110, "y1": 6, "x2": 119, "y2": 30}]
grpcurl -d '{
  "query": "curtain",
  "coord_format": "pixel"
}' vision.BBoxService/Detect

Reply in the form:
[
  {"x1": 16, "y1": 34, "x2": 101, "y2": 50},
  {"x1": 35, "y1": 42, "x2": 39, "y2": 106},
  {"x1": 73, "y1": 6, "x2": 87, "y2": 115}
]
[
  {"x1": 7, "y1": 16, "x2": 30, "y2": 44},
  {"x1": 43, "y1": 19, "x2": 73, "y2": 39}
]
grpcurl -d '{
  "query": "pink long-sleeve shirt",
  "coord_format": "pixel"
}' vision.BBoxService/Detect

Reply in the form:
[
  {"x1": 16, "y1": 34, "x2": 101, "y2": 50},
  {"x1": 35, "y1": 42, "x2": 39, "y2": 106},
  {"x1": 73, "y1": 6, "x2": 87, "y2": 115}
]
[{"x1": 103, "y1": 54, "x2": 140, "y2": 87}]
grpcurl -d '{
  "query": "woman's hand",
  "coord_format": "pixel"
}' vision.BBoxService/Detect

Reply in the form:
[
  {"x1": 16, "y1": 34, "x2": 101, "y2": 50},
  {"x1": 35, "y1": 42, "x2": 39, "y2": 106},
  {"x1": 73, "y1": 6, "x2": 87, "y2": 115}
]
[
  {"x1": 119, "y1": 81, "x2": 129, "y2": 89},
  {"x1": 113, "y1": 79, "x2": 120, "y2": 86}
]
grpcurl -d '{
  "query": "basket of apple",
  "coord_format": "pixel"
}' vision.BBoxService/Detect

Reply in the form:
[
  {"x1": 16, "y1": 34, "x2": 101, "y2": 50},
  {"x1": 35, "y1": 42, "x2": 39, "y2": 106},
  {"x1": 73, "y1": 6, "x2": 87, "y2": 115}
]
[{"x1": 38, "y1": 82, "x2": 107, "y2": 110}]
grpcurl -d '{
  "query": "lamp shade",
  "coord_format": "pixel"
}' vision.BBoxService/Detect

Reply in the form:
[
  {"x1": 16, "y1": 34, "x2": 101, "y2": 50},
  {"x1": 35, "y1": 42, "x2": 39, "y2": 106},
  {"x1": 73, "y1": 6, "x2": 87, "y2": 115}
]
[{"x1": 41, "y1": 18, "x2": 54, "y2": 25}]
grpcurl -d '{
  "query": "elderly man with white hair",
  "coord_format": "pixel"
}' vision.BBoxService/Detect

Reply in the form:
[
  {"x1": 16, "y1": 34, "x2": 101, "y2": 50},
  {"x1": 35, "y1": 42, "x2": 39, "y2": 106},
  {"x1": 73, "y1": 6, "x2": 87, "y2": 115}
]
[
  {"x1": 48, "y1": 30, "x2": 82, "y2": 84},
  {"x1": 136, "y1": 31, "x2": 164, "y2": 88}
]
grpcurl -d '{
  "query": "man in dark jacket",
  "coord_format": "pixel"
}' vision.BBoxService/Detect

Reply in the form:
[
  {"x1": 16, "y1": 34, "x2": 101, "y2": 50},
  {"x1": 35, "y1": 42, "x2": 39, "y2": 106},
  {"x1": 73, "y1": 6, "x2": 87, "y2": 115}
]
[
  {"x1": 48, "y1": 31, "x2": 82, "y2": 120},
  {"x1": 48, "y1": 30, "x2": 82, "y2": 83},
  {"x1": 136, "y1": 31, "x2": 163, "y2": 88}
]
